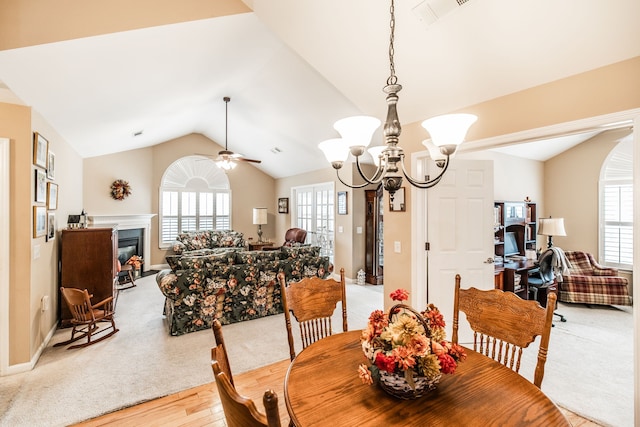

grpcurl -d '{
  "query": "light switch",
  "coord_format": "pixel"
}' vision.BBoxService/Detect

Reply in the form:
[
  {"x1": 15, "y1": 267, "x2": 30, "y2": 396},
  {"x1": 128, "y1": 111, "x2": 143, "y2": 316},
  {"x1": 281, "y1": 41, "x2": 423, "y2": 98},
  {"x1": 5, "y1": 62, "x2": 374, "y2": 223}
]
[
  {"x1": 338, "y1": 226, "x2": 344, "y2": 233},
  {"x1": 394, "y1": 241, "x2": 401, "y2": 253},
  {"x1": 356, "y1": 227, "x2": 362, "y2": 234},
  {"x1": 33, "y1": 244, "x2": 41, "y2": 259}
]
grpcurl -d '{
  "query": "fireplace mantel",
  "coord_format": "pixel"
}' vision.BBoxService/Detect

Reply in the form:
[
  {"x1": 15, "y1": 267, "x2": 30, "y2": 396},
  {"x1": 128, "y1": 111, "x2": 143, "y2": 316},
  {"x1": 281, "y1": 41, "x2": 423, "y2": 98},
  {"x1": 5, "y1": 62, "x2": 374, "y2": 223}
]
[{"x1": 89, "y1": 214, "x2": 156, "y2": 272}]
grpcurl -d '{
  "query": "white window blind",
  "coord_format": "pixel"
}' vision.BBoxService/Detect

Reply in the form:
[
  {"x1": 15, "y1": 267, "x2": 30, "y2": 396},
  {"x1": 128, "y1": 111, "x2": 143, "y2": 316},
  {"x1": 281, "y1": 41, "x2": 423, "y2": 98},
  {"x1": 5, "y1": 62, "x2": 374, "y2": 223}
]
[{"x1": 602, "y1": 183, "x2": 633, "y2": 267}]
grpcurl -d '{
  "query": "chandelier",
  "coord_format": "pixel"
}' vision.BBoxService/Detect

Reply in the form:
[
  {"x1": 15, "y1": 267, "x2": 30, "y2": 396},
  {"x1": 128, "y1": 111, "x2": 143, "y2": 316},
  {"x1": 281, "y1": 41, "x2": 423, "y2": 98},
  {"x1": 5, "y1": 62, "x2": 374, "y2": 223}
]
[{"x1": 318, "y1": 0, "x2": 477, "y2": 200}]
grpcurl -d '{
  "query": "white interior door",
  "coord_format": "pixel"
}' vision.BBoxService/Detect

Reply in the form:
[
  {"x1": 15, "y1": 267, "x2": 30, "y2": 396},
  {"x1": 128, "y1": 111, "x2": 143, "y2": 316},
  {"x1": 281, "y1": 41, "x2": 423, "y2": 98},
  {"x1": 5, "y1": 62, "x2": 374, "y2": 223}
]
[{"x1": 412, "y1": 156, "x2": 494, "y2": 344}]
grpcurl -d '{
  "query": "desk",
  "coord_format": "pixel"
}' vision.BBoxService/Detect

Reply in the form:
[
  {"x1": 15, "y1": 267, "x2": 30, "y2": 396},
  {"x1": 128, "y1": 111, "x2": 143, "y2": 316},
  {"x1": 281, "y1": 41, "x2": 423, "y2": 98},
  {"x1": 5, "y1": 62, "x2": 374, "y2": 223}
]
[
  {"x1": 285, "y1": 330, "x2": 569, "y2": 426},
  {"x1": 495, "y1": 258, "x2": 537, "y2": 299}
]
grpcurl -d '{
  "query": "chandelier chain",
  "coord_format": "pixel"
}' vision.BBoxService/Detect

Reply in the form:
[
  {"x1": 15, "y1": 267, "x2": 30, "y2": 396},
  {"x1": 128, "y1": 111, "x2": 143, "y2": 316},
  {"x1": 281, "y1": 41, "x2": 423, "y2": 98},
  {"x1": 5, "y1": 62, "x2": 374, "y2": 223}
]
[{"x1": 387, "y1": 0, "x2": 397, "y2": 86}]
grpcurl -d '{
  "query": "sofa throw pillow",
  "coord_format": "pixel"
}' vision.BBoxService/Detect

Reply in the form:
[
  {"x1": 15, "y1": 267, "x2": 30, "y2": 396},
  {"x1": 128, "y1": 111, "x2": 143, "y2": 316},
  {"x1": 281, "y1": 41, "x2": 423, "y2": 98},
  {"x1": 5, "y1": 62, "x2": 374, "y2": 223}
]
[{"x1": 177, "y1": 230, "x2": 212, "y2": 251}]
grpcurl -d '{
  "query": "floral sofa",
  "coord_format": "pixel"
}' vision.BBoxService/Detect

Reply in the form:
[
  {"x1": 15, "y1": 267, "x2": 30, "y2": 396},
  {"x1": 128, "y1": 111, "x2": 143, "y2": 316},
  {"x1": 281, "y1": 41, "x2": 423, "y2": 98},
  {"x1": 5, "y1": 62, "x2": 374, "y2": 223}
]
[
  {"x1": 157, "y1": 244, "x2": 332, "y2": 336},
  {"x1": 171, "y1": 229, "x2": 245, "y2": 255}
]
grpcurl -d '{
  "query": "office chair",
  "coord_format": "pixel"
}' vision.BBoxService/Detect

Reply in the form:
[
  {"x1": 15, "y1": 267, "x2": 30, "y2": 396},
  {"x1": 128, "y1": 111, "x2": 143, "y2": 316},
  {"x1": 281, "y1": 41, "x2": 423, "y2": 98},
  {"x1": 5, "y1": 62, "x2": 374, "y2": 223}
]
[{"x1": 528, "y1": 248, "x2": 566, "y2": 323}]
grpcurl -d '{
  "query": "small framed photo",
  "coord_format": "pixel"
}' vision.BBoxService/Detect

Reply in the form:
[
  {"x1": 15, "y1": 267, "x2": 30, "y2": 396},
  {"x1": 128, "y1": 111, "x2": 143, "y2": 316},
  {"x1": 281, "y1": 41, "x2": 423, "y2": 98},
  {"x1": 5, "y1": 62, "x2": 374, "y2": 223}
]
[
  {"x1": 33, "y1": 206, "x2": 46, "y2": 238},
  {"x1": 47, "y1": 182, "x2": 58, "y2": 210},
  {"x1": 47, "y1": 151, "x2": 55, "y2": 180},
  {"x1": 390, "y1": 187, "x2": 406, "y2": 212},
  {"x1": 278, "y1": 197, "x2": 289, "y2": 214},
  {"x1": 33, "y1": 132, "x2": 48, "y2": 168},
  {"x1": 35, "y1": 168, "x2": 46, "y2": 203},
  {"x1": 337, "y1": 191, "x2": 348, "y2": 215},
  {"x1": 46, "y1": 212, "x2": 56, "y2": 242}
]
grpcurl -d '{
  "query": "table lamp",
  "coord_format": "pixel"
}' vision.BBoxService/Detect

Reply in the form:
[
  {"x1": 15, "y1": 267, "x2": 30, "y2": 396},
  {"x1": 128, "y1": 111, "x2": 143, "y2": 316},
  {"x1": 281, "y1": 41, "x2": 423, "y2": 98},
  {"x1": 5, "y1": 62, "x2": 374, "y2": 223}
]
[
  {"x1": 538, "y1": 217, "x2": 566, "y2": 248},
  {"x1": 253, "y1": 207, "x2": 267, "y2": 243}
]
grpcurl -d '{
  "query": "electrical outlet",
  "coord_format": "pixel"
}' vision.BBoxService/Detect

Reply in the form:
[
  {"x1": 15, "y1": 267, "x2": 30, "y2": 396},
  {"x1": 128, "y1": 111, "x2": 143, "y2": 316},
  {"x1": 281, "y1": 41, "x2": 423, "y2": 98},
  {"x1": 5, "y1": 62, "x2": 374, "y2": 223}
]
[
  {"x1": 394, "y1": 241, "x2": 401, "y2": 253},
  {"x1": 41, "y1": 295, "x2": 50, "y2": 311}
]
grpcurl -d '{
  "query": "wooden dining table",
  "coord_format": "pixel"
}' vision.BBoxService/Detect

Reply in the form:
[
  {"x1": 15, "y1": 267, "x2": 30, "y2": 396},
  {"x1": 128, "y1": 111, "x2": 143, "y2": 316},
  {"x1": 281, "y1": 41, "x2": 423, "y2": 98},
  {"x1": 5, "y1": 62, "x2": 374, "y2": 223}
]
[{"x1": 284, "y1": 330, "x2": 570, "y2": 426}]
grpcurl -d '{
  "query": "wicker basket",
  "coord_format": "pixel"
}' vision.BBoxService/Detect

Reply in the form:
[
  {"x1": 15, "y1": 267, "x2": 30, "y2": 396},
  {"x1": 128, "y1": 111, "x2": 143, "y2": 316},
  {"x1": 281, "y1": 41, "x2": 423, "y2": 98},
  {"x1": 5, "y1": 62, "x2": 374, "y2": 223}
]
[
  {"x1": 362, "y1": 303, "x2": 442, "y2": 399},
  {"x1": 378, "y1": 370, "x2": 441, "y2": 399}
]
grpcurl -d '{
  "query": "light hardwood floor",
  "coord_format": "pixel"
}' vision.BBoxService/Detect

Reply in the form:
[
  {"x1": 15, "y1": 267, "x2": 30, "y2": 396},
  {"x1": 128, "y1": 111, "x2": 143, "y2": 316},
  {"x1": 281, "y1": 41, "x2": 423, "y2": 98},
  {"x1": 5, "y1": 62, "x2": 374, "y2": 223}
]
[{"x1": 73, "y1": 358, "x2": 601, "y2": 427}]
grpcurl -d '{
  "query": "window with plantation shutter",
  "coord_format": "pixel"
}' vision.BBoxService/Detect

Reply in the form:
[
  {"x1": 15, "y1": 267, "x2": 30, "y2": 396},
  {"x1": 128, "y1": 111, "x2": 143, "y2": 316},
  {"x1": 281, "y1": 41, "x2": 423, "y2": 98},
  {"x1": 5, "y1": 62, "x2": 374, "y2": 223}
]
[
  {"x1": 159, "y1": 156, "x2": 232, "y2": 247},
  {"x1": 599, "y1": 136, "x2": 632, "y2": 269}
]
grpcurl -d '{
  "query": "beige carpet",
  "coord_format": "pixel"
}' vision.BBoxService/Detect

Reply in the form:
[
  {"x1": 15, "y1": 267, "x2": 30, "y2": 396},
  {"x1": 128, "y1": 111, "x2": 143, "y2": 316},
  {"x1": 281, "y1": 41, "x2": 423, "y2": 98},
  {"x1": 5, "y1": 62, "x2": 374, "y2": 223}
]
[{"x1": 0, "y1": 273, "x2": 633, "y2": 426}]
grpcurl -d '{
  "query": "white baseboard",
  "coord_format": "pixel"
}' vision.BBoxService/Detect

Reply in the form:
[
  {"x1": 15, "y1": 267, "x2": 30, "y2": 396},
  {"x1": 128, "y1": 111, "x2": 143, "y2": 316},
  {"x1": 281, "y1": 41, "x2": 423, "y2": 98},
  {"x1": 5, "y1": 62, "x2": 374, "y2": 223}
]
[{"x1": 3, "y1": 322, "x2": 57, "y2": 376}]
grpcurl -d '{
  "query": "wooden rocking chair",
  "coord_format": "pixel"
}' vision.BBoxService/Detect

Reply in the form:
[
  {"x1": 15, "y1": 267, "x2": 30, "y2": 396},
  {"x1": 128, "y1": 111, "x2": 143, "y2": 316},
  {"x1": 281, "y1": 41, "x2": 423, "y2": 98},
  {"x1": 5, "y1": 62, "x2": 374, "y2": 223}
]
[{"x1": 55, "y1": 287, "x2": 119, "y2": 349}]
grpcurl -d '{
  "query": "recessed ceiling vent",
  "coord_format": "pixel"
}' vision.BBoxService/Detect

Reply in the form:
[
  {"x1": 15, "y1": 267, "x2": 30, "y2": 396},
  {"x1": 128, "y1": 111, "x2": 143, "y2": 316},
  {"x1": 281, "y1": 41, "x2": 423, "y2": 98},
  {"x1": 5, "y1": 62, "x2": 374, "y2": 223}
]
[
  {"x1": 270, "y1": 147, "x2": 283, "y2": 154},
  {"x1": 412, "y1": 0, "x2": 471, "y2": 27}
]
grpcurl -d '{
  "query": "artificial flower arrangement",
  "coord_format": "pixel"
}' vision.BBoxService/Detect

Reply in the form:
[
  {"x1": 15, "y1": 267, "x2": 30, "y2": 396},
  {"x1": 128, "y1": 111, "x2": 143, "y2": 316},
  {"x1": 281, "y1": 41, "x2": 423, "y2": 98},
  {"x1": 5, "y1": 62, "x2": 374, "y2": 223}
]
[
  {"x1": 358, "y1": 288, "x2": 466, "y2": 398},
  {"x1": 126, "y1": 255, "x2": 144, "y2": 270}
]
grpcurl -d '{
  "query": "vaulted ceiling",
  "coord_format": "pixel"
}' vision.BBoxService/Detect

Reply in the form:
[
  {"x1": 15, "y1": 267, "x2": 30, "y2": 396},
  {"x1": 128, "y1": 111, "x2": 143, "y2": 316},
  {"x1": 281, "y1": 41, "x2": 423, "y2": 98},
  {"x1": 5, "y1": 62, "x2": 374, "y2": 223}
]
[{"x1": 0, "y1": 0, "x2": 638, "y2": 178}]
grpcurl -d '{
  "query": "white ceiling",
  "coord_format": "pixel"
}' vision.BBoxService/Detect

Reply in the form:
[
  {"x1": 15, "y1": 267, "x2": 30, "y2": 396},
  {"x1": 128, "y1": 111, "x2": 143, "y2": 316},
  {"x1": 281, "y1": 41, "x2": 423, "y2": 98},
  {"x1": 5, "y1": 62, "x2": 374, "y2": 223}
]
[{"x1": 0, "y1": 0, "x2": 638, "y2": 179}]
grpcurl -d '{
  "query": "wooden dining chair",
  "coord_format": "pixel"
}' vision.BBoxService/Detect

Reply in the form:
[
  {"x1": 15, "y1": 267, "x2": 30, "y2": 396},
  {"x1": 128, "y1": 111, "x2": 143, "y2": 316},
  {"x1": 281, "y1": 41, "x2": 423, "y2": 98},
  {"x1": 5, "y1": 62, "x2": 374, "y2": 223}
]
[
  {"x1": 55, "y1": 287, "x2": 119, "y2": 349},
  {"x1": 452, "y1": 274, "x2": 556, "y2": 388},
  {"x1": 278, "y1": 268, "x2": 347, "y2": 361},
  {"x1": 211, "y1": 344, "x2": 281, "y2": 427},
  {"x1": 211, "y1": 319, "x2": 234, "y2": 386}
]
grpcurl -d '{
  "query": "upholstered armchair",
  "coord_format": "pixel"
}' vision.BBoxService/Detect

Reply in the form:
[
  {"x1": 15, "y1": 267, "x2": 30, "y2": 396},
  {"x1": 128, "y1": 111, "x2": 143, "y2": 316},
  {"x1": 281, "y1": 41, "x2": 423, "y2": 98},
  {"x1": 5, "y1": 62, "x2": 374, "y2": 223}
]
[
  {"x1": 558, "y1": 251, "x2": 632, "y2": 306},
  {"x1": 263, "y1": 228, "x2": 307, "y2": 251}
]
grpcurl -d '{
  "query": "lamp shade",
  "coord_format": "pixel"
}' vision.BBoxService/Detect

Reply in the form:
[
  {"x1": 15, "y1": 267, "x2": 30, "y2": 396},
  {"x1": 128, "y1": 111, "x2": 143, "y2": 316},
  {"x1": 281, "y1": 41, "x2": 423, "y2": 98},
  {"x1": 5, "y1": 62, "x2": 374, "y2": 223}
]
[
  {"x1": 333, "y1": 115, "x2": 381, "y2": 148},
  {"x1": 421, "y1": 113, "x2": 478, "y2": 147},
  {"x1": 367, "y1": 145, "x2": 386, "y2": 167},
  {"x1": 421, "y1": 139, "x2": 448, "y2": 163},
  {"x1": 538, "y1": 217, "x2": 566, "y2": 237},
  {"x1": 318, "y1": 138, "x2": 350, "y2": 163},
  {"x1": 253, "y1": 207, "x2": 267, "y2": 225}
]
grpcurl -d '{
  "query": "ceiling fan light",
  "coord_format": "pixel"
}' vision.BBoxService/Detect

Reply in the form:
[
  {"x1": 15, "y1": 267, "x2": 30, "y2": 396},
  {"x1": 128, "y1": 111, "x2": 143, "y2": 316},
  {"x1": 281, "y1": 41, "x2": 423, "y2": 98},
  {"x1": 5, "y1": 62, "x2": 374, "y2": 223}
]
[
  {"x1": 216, "y1": 159, "x2": 237, "y2": 170},
  {"x1": 333, "y1": 116, "x2": 381, "y2": 148},
  {"x1": 421, "y1": 113, "x2": 477, "y2": 147}
]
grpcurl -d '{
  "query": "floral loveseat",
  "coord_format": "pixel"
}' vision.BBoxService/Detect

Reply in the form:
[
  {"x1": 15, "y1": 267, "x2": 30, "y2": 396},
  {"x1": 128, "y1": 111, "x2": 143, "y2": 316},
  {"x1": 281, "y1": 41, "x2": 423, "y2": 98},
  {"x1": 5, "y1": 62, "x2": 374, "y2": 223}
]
[
  {"x1": 171, "y1": 229, "x2": 245, "y2": 255},
  {"x1": 157, "y1": 244, "x2": 332, "y2": 336}
]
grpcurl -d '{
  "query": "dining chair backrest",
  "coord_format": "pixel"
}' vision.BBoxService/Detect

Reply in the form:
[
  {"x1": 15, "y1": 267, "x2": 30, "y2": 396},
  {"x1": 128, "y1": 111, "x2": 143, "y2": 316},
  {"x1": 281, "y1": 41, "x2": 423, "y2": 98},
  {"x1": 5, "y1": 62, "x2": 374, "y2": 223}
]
[
  {"x1": 211, "y1": 319, "x2": 234, "y2": 386},
  {"x1": 278, "y1": 268, "x2": 347, "y2": 361},
  {"x1": 452, "y1": 274, "x2": 556, "y2": 388},
  {"x1": 211, "y1": 358, "x2": 281, "y2": 427}
]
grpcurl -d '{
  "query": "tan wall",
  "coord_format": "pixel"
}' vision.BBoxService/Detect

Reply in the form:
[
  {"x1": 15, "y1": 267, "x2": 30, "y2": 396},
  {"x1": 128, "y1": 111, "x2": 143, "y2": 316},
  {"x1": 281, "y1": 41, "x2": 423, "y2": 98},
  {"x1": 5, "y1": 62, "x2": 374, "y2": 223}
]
[
  {"x1": 0, "y1": 102, "x2": 83, "y2": 366},
  {"x1": 1, "y1": 102, "x2": 31, "y2": 364},
  {"x1": 544, "y1": 128, "x2": 632, "y2": 255},
  {"x1": 83, "y1": 133, "x2": 275, "y2": 268},
  {"x1": 0, "y1": 0, "x2": 250, "y2": 51}
]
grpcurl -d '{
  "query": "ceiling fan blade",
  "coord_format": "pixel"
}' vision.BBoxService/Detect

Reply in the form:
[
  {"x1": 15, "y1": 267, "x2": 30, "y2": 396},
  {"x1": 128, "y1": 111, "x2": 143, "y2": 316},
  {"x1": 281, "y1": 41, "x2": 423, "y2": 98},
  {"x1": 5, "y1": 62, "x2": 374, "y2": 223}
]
[{"x1": 236, "y1": 157, "x2": 262, "y2": 164}]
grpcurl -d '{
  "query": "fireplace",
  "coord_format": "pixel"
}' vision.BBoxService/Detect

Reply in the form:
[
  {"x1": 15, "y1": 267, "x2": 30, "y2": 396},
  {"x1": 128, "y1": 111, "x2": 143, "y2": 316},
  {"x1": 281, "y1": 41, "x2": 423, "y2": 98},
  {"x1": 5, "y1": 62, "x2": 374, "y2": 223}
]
[
  {"x1": 118, "y1": 228, "x2": 144, "y2": 266},
  {"x1": 88, "y1": 214, "x2": 156, "y2": 273}
]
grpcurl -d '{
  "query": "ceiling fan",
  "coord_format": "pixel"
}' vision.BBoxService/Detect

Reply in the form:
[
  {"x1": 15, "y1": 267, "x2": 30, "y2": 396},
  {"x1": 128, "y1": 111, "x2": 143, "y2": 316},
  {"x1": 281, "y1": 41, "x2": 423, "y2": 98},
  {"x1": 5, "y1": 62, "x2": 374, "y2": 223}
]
[{"x1": 200, "y1": 96, "x2": 261, "y2": 170}]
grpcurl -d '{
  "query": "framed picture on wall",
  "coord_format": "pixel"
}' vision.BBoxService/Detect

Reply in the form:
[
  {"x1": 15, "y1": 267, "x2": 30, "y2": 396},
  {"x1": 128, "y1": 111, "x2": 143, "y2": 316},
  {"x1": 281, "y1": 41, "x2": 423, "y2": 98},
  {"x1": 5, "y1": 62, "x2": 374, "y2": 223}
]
[
  {"x1": 33, "y1": 132, "x2": 48, "y2": 168},
  {"x1": 35, "y1": 168, "x2": 46, "y2": 203},
  {"x1": 278, "y1": 197, "x2": 289, "y2": 214},
  {"x1": 33, "y1": 206, "x2": 46, "y2": 238},
  {"x1": 389, "y1": 187, "x2": 406, "y2": 212},
  {"x1": 47, "y1": 151, "x2": 55, "y2": 179},
  {"x1": 47, "y1": 182, "x2": 58, "y2": 210},
  {"x1": 337, "y1": 191, "x2": 348, "y2": 215},
  {"x1": 46, "y1": 212, "x2": 56, "y2": 242}
]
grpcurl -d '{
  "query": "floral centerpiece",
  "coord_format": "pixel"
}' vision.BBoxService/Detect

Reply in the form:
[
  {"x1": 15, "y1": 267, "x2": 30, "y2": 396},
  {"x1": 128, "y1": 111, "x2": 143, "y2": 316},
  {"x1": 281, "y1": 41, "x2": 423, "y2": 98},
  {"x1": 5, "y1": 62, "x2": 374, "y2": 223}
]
[{"x1": 358, "y1": 288, "x2": 466, "y2": 399}]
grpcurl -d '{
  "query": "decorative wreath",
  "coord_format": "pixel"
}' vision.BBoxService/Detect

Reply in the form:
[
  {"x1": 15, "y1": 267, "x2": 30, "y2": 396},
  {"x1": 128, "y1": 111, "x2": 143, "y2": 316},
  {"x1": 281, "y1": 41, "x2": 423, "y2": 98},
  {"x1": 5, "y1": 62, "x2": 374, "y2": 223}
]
[{"x1": 110, "y1": 179, "x2": 132, "y2": 201}]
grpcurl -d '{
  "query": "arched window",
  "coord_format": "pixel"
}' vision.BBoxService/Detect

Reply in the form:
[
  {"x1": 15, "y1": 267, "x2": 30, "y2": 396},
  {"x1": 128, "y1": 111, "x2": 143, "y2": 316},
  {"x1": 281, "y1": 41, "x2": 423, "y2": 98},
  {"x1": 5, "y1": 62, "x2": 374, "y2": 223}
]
[
  {"x1": 159, "y1": 156, "x2": 231, "y2": 247},
  {"x1": 599, "y1": 135, "x2": 633, "y2": 269}
]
